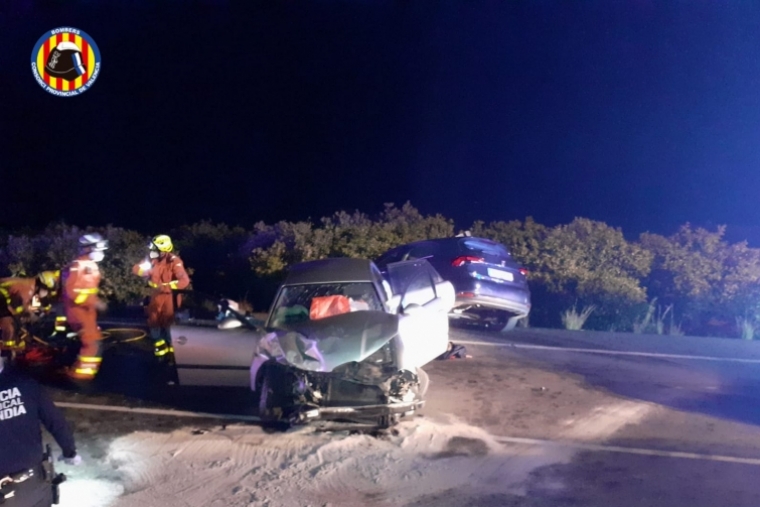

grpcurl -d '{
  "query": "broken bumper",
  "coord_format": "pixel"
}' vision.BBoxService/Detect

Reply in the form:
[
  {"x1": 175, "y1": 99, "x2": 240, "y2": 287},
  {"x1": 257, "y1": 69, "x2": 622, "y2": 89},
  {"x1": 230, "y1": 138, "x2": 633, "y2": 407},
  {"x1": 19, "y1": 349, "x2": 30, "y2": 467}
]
[{"x1": 294, "y1": 399, "x2": 424, "y2": 424}]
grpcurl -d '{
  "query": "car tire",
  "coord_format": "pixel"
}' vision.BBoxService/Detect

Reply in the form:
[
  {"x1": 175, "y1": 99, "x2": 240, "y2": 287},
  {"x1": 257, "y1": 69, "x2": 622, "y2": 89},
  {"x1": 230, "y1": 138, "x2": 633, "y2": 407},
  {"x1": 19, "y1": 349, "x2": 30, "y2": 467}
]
[{"x1": 258, "y1": 365, "x2": 294, "y2": 431}]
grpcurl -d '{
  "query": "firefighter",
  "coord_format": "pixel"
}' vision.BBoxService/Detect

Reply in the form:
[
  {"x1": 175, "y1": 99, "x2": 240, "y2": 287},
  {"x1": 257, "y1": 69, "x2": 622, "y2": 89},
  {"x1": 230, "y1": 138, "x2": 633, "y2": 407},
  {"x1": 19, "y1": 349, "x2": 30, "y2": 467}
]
[
  {"x1": 33, "y1": 271, "x2": 61, "y2": 315},
  {"x1": 132, "y1": 235, "x2": 191, "y2": 358},
  {"x1": 0, "y1": 272, "x2": 60, "y2": 353},
  {"x1": 0, "y1": 349, "x2": 81, "y2": 507},
  {"x1": 62, "y1": 234, "x2": 108, "y2": 381}
]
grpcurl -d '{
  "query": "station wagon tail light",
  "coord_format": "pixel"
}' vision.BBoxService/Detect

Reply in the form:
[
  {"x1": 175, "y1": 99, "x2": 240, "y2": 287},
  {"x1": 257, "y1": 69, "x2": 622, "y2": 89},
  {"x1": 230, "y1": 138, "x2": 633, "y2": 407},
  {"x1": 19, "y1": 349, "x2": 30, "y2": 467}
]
[
  {"x1": 452, "y1": 256, "x2": 484, "y2": 267},
  {"x1": 519, "y1": 267, "x2": 529, "y2": 276}
]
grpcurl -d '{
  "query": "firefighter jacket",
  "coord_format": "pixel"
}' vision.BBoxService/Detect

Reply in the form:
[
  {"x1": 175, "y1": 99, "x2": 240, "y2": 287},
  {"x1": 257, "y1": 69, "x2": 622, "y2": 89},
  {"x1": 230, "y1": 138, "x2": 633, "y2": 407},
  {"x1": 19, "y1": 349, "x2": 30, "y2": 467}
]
[
  {"x1": 132, "y1": 254, "x2": 190, "y2": 297},
  {"x1": 0, "y1": 365, "x2": 76, "y2": 476},
  {"x1": 0, "y1": 278, "x2": 36, "y2": 318},
  {"x1": 62, "y1": 256, "x2": 102, "y2": 309}
]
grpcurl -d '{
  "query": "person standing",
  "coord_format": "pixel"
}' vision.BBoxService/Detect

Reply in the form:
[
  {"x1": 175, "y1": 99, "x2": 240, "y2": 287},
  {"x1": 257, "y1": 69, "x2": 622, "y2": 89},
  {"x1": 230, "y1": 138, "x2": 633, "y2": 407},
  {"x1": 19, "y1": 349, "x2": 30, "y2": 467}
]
[
  {"x1": 62, "y1": 234, "x2": 108, "y2": 381},
  {"x1": 132, "y1": 235, "x2": 191, "y2": 358},
  {"x1": 0, "y1": 349, "x2": 81, "y2": 506}
]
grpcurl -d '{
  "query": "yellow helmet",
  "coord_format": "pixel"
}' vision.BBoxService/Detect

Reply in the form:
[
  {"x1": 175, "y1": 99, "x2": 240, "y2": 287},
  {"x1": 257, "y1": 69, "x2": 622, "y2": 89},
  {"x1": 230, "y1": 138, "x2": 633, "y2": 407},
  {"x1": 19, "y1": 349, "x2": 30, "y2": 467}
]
[
  {"x1": 37, "y1": 270, "x2": 60, "y2": 290},
  {"x1": 150, "y1": 235, "x2": 174, "y2": 253}
]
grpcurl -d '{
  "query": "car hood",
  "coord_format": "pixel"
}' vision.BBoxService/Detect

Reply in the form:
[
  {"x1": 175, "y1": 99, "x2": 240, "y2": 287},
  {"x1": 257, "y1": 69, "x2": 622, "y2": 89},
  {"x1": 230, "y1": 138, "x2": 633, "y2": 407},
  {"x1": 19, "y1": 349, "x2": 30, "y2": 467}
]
[{"x1": 256, "y1": 310, "x2": 399, "y2": 373}]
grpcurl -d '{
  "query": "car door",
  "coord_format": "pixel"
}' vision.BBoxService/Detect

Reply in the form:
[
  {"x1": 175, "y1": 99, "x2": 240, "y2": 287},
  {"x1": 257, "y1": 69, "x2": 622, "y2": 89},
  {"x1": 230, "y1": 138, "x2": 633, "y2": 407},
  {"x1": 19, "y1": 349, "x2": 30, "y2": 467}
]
[
  {"x1": 171, "y1": 321, "x2": 264, "y2": 387},
  {"x1": 386, "y1": 259, "x2": 452, "y2": 369}
]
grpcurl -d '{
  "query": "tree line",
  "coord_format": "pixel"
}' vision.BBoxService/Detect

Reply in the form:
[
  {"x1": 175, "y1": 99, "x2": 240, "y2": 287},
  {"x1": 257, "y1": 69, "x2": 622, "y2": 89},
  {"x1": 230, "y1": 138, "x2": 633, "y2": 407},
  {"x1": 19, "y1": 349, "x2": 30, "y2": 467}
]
[{"x1": 2, "y1": 202, "x2": 758, "y2": 338}]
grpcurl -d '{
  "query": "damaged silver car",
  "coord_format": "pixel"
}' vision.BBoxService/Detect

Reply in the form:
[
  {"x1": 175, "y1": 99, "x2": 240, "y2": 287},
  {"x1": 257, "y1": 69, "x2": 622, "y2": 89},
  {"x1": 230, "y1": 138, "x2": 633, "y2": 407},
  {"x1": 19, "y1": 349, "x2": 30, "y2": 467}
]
[
  {"x1": 170, "y1": 257, "x2": 454, "y2": 428},
  {"x1": 252, "y1": 257, "x2": 455, "y2": 428}
]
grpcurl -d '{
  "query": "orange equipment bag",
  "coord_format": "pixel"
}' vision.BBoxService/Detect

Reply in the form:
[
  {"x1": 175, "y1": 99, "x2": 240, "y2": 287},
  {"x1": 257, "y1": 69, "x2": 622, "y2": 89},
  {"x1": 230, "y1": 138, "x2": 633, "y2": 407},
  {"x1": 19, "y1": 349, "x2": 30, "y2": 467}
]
[{"x1": 309, "y1": 295, "x2": 351, "y2": 320}]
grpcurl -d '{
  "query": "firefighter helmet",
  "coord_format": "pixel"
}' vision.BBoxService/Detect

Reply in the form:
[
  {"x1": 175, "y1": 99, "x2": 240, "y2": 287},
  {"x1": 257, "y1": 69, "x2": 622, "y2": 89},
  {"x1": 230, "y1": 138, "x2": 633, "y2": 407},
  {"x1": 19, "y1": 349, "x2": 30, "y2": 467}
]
[
  {"x1": 37, "y1": 270, "x2": 60, "y2": 290},
  {"x1": 45, "y1": 41, "x2": 87, "y2": 82},
  {"x1": 79, "y1": 233, "x2": 108, "y2": 252},
  {"x1": 150, "y1": 235, "x2": 174, "y2": 253}
]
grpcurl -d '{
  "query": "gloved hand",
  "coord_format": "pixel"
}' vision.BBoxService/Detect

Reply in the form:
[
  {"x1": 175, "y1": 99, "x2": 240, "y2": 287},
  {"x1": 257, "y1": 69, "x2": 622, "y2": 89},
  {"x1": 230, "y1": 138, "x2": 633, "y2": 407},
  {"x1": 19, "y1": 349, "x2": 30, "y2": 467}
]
[
  {"x1": 58, "y1": 454, "x2": 82, "y2": 466},
  {"x1": 95, "y1": 300, "x2": 108, "y2": 312}
]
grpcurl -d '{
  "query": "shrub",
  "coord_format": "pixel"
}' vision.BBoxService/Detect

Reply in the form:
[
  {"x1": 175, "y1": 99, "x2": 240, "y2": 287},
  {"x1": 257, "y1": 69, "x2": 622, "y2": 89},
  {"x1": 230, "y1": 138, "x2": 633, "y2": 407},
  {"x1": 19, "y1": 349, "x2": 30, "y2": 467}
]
[
  {"x1": 640, "y1": 224, "x2": 760, "y2": 336},
  {"x1": 248, "y1": 202, "x2": 454, "y2": 277}
]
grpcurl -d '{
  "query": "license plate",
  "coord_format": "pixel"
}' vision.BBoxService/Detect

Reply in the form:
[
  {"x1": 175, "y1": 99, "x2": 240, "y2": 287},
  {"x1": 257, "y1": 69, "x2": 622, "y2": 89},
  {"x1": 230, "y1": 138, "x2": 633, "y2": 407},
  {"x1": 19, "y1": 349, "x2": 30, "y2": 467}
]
[{"x1": 487, "y1": 268, "x2": 514, "y2": 281}]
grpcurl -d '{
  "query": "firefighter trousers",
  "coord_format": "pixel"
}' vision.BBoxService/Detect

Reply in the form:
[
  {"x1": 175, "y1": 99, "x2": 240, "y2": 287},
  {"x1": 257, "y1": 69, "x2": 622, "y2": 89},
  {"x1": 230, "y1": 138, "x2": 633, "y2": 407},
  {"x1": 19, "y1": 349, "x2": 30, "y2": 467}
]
[{"x1": 66, "y1": 304, "x2": 103, "y2": 380}]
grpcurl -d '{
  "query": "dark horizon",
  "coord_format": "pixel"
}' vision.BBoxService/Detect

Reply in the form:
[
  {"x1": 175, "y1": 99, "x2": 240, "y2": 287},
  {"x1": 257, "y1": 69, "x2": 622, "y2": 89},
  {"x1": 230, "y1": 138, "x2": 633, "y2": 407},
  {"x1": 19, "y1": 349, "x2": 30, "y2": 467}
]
[{"x1": 4, "y1": 1, "x2": 760, "y2": 245}]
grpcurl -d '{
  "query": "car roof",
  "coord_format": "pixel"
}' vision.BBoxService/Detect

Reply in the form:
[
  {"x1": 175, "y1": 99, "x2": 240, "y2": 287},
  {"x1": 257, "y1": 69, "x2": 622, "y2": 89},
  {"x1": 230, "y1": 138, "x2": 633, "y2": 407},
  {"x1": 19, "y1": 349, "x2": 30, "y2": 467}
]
[{"x1": 283, "y1": 258, "x2": 377, "y2": 285}]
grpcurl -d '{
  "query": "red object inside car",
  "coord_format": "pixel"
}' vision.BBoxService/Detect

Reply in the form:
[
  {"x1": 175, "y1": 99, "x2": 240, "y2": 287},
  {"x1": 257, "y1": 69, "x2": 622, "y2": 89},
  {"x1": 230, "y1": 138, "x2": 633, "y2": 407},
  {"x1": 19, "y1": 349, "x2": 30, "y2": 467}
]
[{"x1": 310, "y1": 295, "x2": 351, "y2": 320}]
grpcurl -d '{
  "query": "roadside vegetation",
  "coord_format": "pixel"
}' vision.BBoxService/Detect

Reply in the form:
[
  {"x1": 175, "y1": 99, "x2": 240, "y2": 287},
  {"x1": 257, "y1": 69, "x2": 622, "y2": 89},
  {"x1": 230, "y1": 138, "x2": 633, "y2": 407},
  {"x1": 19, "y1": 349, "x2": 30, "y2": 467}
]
[{"x1": 2, "y1": 203, "x2": 760, "y2": 339}]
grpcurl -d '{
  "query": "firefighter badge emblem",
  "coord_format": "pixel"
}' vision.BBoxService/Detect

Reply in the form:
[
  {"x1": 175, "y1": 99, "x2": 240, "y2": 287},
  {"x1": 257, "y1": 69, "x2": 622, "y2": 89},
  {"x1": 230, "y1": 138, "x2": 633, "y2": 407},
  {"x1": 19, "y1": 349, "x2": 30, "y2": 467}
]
[{"x1": 31, "y1": 27, "x2": 101, "y2": 97}]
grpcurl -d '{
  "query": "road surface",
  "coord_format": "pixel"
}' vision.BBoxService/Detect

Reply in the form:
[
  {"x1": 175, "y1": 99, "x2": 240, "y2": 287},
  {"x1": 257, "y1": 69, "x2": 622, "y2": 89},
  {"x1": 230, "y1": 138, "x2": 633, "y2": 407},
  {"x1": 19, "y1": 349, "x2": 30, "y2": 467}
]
[{"x1": 34, "y1": 326, "x2": 760, "y2": 506}]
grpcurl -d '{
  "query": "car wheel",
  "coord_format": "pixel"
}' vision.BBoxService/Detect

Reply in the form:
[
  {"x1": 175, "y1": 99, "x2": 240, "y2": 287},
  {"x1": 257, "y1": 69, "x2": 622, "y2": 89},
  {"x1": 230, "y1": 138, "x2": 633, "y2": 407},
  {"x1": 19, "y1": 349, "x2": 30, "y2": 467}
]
[
  {"x1": 484, "y1": 310, "x2": 510, "y2": 330},
  {"x1": 258, "y1": 366, "x2": 295, "y2": 430}
]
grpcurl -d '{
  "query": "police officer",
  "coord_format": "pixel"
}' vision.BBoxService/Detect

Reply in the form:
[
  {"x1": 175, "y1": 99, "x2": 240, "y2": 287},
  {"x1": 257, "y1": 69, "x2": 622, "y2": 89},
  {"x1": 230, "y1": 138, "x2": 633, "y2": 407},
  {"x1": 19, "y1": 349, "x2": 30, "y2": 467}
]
[{"x1": 0, "y1": 348, "x2": 81, "y2": 506}]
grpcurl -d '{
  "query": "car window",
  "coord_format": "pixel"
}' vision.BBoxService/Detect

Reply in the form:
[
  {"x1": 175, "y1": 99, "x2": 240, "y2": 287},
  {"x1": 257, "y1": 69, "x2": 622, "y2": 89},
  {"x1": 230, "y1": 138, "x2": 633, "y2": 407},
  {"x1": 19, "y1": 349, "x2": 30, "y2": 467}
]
[
  {"x1": 176, "y1": 291, "x2": 224, "y2": 321},
  {"x1": 269, "y1": 282, "x2": 383, "y2": 327},
  {"x1": 424, "y1": 262, "x2": 445, "y2": 284},
  {"x1": 461, "y1": 238, "x2": 511, "y2": 258},
  {"x1": 406, "y1": 242, "x2": 439, "y2": 260},
  {"x1": 386, "y1": 260, "x2": 437, "y2": 309},
  {"x1": 375, "y1": 247, "x2": 407, "y2": 267}
]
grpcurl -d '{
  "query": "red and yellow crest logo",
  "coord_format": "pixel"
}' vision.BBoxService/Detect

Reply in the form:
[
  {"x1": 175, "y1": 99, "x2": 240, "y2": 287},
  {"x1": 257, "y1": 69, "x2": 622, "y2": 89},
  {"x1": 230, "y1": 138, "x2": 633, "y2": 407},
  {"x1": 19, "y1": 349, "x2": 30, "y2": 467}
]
[{"x1": 31, "y1": 27, "x2": 101, "y2": 97}]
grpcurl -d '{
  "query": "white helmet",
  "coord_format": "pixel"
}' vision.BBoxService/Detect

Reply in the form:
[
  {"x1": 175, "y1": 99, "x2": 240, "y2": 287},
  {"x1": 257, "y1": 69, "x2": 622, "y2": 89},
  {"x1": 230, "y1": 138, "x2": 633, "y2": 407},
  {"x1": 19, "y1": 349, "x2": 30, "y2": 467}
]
[{"x1": 79, "y1": 233, "x2": 108, "y2": 262}]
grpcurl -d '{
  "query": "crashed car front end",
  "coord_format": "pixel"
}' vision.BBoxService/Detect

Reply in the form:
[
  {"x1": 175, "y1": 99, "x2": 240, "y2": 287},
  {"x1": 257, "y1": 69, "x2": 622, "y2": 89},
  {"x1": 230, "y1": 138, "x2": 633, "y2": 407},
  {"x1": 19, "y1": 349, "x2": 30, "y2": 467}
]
[
  {"x1": 251, "y1": 310, "x2": 427, "y2": 426},
  {"x1": 250, "y1": 257, "x2": 453, "y2": 428}
]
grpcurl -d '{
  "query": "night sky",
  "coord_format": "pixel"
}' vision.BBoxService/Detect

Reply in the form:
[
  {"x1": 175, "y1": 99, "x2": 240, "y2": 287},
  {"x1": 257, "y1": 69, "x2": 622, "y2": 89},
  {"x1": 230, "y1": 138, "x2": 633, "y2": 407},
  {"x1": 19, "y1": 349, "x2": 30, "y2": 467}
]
[{"x1": 3, "y1": 1, "x2": 760, "y2": 242}]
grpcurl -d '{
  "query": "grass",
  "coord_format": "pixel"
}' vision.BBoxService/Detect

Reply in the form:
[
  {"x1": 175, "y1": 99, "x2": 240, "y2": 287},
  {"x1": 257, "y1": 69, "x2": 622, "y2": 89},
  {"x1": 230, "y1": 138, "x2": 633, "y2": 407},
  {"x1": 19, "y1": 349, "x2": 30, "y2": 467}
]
[
  {"x1": 736, "y1": 315, "x2": 756, "y2": 341},
  {"x1": 561, "y1": 304, "x2": 596, "y2": 331},
  {"x1": 633, "y1": 298, "x2": 681, "y2": 335}
]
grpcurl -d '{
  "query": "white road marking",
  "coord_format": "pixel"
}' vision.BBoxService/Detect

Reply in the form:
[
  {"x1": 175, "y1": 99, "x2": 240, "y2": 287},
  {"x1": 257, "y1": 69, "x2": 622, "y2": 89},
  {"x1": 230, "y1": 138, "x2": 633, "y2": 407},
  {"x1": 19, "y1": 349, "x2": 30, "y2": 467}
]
[
  {"x1": 55, "y1": 401, "x2": 260, "y2": 422},
  {"x1": 454, "y1": 339, "x2": 760, "y2": 364},
  {"x1": 495, "y1": 435, "x2": 760, "y2": 466}
]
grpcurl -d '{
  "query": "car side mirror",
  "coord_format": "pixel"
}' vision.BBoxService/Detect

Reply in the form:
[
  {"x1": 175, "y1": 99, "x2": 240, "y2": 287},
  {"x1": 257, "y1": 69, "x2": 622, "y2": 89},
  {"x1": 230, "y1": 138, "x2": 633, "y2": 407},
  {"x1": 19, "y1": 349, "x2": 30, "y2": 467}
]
[{"x1": 217, "y1": 316, "x2": 243, "y2": 330}]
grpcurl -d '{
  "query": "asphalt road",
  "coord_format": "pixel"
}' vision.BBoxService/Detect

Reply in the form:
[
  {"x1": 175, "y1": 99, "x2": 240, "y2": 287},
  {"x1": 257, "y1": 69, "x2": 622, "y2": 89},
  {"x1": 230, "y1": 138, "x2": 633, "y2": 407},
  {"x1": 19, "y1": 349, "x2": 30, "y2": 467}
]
[
  {"x1": 32, "y1": 325, "x2": 760, "y2": 506},
  {"x1": 442, "y1": 326, "x2": 760, "y2": 506}
]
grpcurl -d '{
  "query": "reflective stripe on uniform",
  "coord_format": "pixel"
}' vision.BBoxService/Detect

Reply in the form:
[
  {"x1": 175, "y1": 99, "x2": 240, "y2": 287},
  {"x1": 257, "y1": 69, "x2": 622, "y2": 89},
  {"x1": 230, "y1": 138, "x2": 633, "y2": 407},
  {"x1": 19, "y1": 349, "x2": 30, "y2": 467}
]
[
  {"x1": 74, "y1": 367, "x2": 98, "y2": 376},
  {"x1": 154, "y1": 340, "x2": 171, "y2": 357},
  {"x1": 55, "y1": 315, "x2": 67, "y2": 332},
  {"x1": 73, "y1": 288, "x2": 98, "y2": 304},
  {"x1": 71, "y1": 355, "x2": 103, "y2": 378}
]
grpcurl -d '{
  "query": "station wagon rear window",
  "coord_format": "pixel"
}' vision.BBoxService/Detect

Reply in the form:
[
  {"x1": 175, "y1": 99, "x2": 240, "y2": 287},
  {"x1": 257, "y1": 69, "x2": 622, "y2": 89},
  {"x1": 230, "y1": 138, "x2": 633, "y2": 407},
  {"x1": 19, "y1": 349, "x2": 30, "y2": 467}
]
[{"x1": 461, "y1": 239, "x2": 510, "y2": 258}]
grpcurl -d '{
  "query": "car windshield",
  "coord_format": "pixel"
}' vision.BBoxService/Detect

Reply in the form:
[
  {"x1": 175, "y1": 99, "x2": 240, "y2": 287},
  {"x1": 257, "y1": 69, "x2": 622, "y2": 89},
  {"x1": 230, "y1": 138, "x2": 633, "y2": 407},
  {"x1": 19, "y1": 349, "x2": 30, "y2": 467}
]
[{"x1": 269, "y1": 282, "x2": 383, "y2": 327}]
